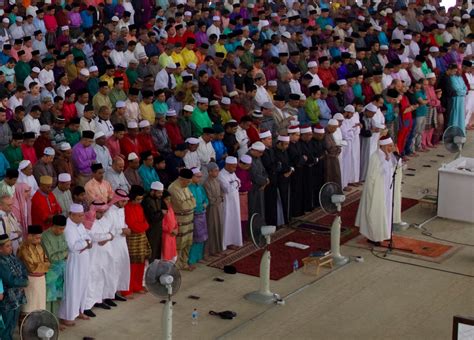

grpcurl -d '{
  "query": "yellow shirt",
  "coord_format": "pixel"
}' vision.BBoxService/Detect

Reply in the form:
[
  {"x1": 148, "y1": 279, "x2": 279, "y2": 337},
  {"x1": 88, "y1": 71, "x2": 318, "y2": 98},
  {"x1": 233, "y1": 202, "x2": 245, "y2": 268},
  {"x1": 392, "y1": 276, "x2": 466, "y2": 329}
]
[
  {"x1": 171, "y1": 52, "x2": 186, "y2": 69},
  {"x1": 181, "y1": 48, "x2": 198, "y2": 66},
  {"x1": 159, "y1": 53, "x2": 173, "y2": 69},
  {"x1": 370, "y1": 81, "x2": 383, "y2": 95},
  {"x1": 139, "y1": 102, "x2": 155, "y2": 125},
  {"x1": 215, "y1": 44, "x2": 227, "y2": 57},
  {"x1": 220, "y1": 109, "x2": 232, "y2": 124},
  {"x1": 100, "y1": 74, "x2": 114, "y2": 89},
  {"x1": 17, "y1": 242, "x2": 50, "y2": 274}
]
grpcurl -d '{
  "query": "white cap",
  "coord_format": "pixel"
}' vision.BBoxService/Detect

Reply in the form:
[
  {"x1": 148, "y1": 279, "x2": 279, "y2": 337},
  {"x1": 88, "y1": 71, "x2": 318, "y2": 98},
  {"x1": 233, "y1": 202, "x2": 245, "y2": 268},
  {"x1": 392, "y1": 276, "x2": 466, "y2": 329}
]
[
  {"x1": 150, "y1": 181, "x2": 164, "y2": 191},
  {"x1": 357, "y1": 15, "x2": 365, "y2": 21},
  {"x1": 399, "y1": 19, "x2": 408, "y2": 26},
  {"x1": 282, "y1": 32, "x2": 291, "y2": 39},
  {"x1": 379, "y1": 137, "x2": 393, "y2": 146},
  {"x1": 308, "y1": 61, "x2": 318, "y2": 68},
  {"x1": 229, "y1": 91, "x2": 238, "y2": 97},
  {"x1": 429, "y1": 46, "x2": 439, "y2": 53},
  {"x1": 240, "y1": 154, "x2": 252, "y2": 164},
  {"x1": 288, "y1": 127, "x2": 300, "y2": 134},
  {"x1": 112, "y1": 16, "x2": 119, "y2": 22},
  {"x1": 213, "y1": 16, "x2": 220, "y2": 21},
  {"x1": 116, "y1": 101, "x2": 126, "y2": 108},
  {"x1": 43, "y1": 147, "x2": 55, "y2": 156},
  {"x1": 300, "y1": 126, "x2": 312, "y2": 134},
  {"x1": 225, "y1": 156, "x2": 238, "y2": 164},
  {"x1": 184, "y1": 104, "x2": 194, "y2": 112},
  {"x1": 191, "y1": 167, "x2": 202, "y2": 175},
  {"x1": 19, "y1": 160, "x2": 31, "y2": 170},
  {"x1": 59, "y1": 142, "x2": 71, "y2": 151},
  {"x1": 128, "y1": 152, "x2": 139, "y2": 161},
  {"x1": 380, "y1": 45, "x2": 389, "y2": 50},
  {"x1": 58, "y1": 173, "x2": 71, "y2": 182},
  {"x1": 438, "y1": 24, "x2": 445, "y2": 29},
  {"x1": 80, "y1": 69, "x2": 90, "y2": 77},
  {"x1": 333, "y1": 113, "x2": 344, "y2": 121},
  {"x1": 221, "y1": 97, "x2": 231, "y2": 105},
  {"x1": 259, "y1": 130, "x2": 272, "y2": 139},
  {"x1": 2, "y1": 18, "x2": 9, "y2": 24},
  {"x1": 300, "y1": 94, "x2": 306, "y2": 100},
  {"x1": 129, "y1": 58, "x2": 138, "y2": 65},
  {"x1": 426, "y1": 72, "x2": 436, "y2": 79},
  {"x1": 313, "y1": 126, "x2": 325, "y2": 133},
  {"x1": 404, "y1": 34, "x2": 412, "y2": 40},
  {"x1": 380, "y1": 10, "x2": 387, "y2": 17},
  {"x1": 138, "y1": 52, "x2": 148, "y2": 60},
  {"x1": 277, "y1": 135, "x2": 290, "y2": 142},
  {"x1": 40, "y1": 124, "x2": 51, "y2": 132},
  {"x1": 260, "y1": 20, "x2": 270, "y2": 27},
  {"x1": 138, "y1": 120, "x2": 150, "y2": 128},
  {"x1": 250, "y1": 141, "x2": 265, "y2": 151},
  {"x1": 386, "y1": 8, "x2": 393, "y2": 14},
  {"x1": 119, "y1": 61, "x2": 128, "y2": 68},
  {"x1": 186, "y1": 137, "x2": 199, "y2": 145},
  {"x1": 462, "y1": 14, "x2": 470, "y2": 20},
  {"x1": 344, "y1": 105, "x2": 355, "y2": 113},
  {"x1": 453, "y1": 16, "x2": 461, "y2": 22},
  {"x1": 16, "y1": 16, "x2": 23, "y2": 22},
  {"x1": 184, "y1": 11, "x2": 192, "y2": 16},
  {"x1": 70, "y1": 203, "x2": 84, "y2": 213},
  {"x1": 209, "y1": 100, "x2": 218, "y2": 106},
  {"x1": 328, "y1": 119, "x2": 339, "y2": 126},
  {"x1": 127, "y1": 121, "x2": 138, "y2": 129},
  {"x1": 94, "y1": 131, "x2": 106, "y2": 140},
  {"x1": 197, "y1": 97, "x2": 209, "y2": 104},
  {"x1": 365, "y1": 103, "x2": 378, "y2": 112},
  {"x1": 61, "y1": 25, "x2": 69, "y2": 31},
  {"x1": 187, "y1": 62, "x2": 196, "y2": 70},
  {"x1": 32, "y1": 67, "x2": 41, "y2": 73},
  {"x1": 336, "y1": 79, "x2": 347, "y2": 86},
  {"x1": 89, "y1": 65, "x2": 99, "y2": 72},
  {"x1": 166, "y1": 109, "x2": 177, "y2": 117},
  {"x1": 268, "y1": 80, "x2": 277, "y2": 86}
]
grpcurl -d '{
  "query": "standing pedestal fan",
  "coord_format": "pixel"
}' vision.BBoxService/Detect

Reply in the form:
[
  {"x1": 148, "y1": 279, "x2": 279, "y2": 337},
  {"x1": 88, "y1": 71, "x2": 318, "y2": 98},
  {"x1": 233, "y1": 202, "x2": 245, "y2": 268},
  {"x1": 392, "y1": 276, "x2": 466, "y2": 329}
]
[
  {"x1": 319, "y1": 182, "x2": 349, "y2": 266},
  {"x1": 244, "y1": 213, "x2": 282, "y2": 304},
  {"x1": 145, "y1": 260, "x2": 182, "y2": 340},
  {"x1": 20, "y1": 310, "x2": 59, "y2": 340}
]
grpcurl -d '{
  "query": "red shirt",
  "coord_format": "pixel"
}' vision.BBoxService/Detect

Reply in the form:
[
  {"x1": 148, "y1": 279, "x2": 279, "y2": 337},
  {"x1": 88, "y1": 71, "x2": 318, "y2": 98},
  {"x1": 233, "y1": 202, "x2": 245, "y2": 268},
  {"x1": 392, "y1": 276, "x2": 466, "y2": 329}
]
[
  {"x1": 165, "y1": 122, "x2": 184, "y2": 149},
  {"x1": 137, "y1": 132, "x2": 158, "y2": 157},
  {"x1": 247, "y1": 123, "x2": 260, "y2": 144},
  {"x1": 62, "y1": 102, "x2": 78, "y2": 124},
  {"x1": 34, "y1": 136, "x2": 52, "y2": 159},
  {"x1": 318, "y1": 68, "x2": 336, "y2": 88},
  {"x1": 208, "y1": 76, "x2": 223, "y2": 100},
  {"x1": 125, "y1": 202, "x2": 149, "y2": 233},
  {"x1": 106, "y1": 136, "x2": 123, "y2": 159},
  {"x1": 21, "y1": 144, "x2": 38, "y2": 165},
  {"x1": 230, "y1": 103, "x2": 247, "y2": 123},
  {"x1": 31, "y1": 190, "x2": 62, "y2": 230},
  {"x1": 120, "y1": 134, "x2": 140, "y2": 158}
]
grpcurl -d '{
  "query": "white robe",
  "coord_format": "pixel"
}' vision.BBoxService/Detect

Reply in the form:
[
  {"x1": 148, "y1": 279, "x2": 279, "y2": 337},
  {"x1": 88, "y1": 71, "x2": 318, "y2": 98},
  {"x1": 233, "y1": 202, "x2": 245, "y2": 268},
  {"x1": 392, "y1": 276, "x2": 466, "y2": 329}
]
[
  {"x1": 85, "y1": 215, "x2": 115, "y2": 310},
  {"x1": 333, "y1": 127, "x2": 345, "y2": 187},
  {"x1": 340, "y1": 119, "x2": 354, "y2": 188},
  {"x1": 218, "y1": 169, "x2": 242, "y2": 250},
  {"x1": 17, "y1": 172, "x2": 39, "y2": 197},
  {"x1": 370, "y1": 110, "x2": 385, "y2": 156},
  {"x1": 183, "y1": 150, "x2": 200, "y2": 170},
  {"x1": 465, "y1": 73, "x2": 474, "y2": 126},
  {"x1": 59, "y1": 218, "x2": 91, "y2": 321},
  {"x1": 355, "y1": 150, "x2": 402, "y2": 242},
  {"x1": 106, "y1": 204, "x2": 130, "y2": 292},
  {"x1": 350, "y1": 113, "x2": 361, "y2": 183},
  {"x1": 235, "y1": 126, "x2": 250, "y2": 158}
]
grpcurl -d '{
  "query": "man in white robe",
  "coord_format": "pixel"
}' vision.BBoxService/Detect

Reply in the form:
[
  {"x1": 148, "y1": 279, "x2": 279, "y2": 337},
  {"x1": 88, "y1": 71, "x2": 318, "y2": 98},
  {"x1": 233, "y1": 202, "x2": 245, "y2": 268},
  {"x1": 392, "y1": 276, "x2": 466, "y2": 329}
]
[
  {"x1": 183, "y1": 137, "x2": 201, "y2": 169},
  {"x1": 339, "y1": 110, "x2": 355, "y2": 189},
  {"x1": 348, "y1": 106, "x2": 362, "y2": 184},
  {"x1": 355, "y1": 137, "x2": 402, "y2": 245},
  {"x1": 58, "y1": 203, "x2": 92, "y2": 326},
  {"x1": 17, "y1": 160, "x2": 39, "y2": 197},
  {"x1": 196, "y1": 129, "x2": 216, "y2": 180},
  {"x1": 332, "y1": 114, "x2": 347, "y2": 189},
  {"x1": 218, "y1": 156, "x2": 242, "y2": 250}
]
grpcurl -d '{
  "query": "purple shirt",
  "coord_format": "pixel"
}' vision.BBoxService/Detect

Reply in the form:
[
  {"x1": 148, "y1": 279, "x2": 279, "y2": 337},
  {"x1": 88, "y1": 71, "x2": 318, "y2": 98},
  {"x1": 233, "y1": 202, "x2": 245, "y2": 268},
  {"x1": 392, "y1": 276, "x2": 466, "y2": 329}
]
[
  {"x1": 68, "y1": 12, "x2": 82, "y2": 28},
  {"x1": 72, "y1": 142, "x2": 97, "y2": 175}
]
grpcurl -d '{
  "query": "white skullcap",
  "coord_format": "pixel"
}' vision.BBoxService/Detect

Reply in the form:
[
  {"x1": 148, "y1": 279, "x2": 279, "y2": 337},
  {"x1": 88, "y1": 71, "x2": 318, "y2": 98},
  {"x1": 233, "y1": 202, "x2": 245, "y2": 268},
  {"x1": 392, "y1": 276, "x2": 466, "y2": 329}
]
[
  {"x1": 166, "y1": 109, "x2": 177, "y2": 117},
  {"x1": 399, "y1": 19, "x2": 408, "y2": 26},
  {"x1": 327, "y1": 119, "x2": 339, "y2": 126},
  {"x1": 58, "y1": 173, "x2": 71, "y2": 182},
  {"x1": 221, "y1": 97, "x2": 231, "y2": 105},
  {"x1": 336, "y1": 79, "x2": 347, "y2": 86},
  {"x1": 365, "y1": 103, "x2": 378, "y2": 112},
  {"x1": 386, "y1": 8, "x2": 393, "y2": 14},
  {"x1": 259, "y1": 130, "x2": 272, "y2": 139},
  {"x1": 300, "y1": 94, "x2": 306, "y2": 100},
  {"x1": 212, "y1": 16, "x2": 220, "y2": 21},
  {"x1": 260, "y1": 20, "x2": 270, "y2": 27},
  {"x1": 40, "y1": 124, "x2": 51, "y2": 132},
  {"x1": 111, "y1": 16, "x2": 119, "y2": 22},
  {"x1": 379, "y1": 137, "x2": 393, "y2": 146},
  {"x1": 307, "y1": 61, "x2": 318, "y2": 68},
  {"x1": 61, "y1": 25, "x2": 69, "y2": 31},
  {"x1": 70, "y1": 203, "x2": 84, "y2": 213},
  {"x1": 59, "y1": 142, "x2": 71, "y2": 151},
  {"x1": 401, "y1": 56, "x2": 410, "y2": 63},
  {"x1": 462, "y1": 14, "x2": 470, "y2": 20},
  {"x1": 166, "y1": 62, "x2": 177, "y2": 69},
  {"x1": 16, "y1": 16, "x2": 23, "y2": 22},
  {"x1": 333, "y1": 113, "x2": 344, "y2": 121},
  {"x1": 288, "y1": 127, "x2": 300, "y2": 134},
  {"x1": 426, "y1": 72, "x2": 436, "y2": 79},
  {"x1": 191, "y1": 167, "x2": 202, "y2": 175},
  {"x1": 128, "y1": 58, "x2": 138, "y2": 65},
  {"x1": 32, "y1": 67, "x2": 41, "y2": 73},
  {"x1": 89, "y1": 65, "x2": 99, "y2": 72},
  {"x1": 197, "y1": 97, "x2": 209, "y2": 104},
  {"x1": 116, "y1": 101, "x2": 126, "y2": 108},
  {"x1": 357, "y1": 15, "x2": 365, "y2": 21},
  {"x1": 282, "y1": 32, "x2": 291, "y2": 39},
  {"x1": 19, "y1": 160, "x2": 31, "y2": 170},
  {"x1": 277, "y1": 135, "x2": 290, "y2": 142},
  {"x1": 229, "y1": 91, "x2": 238, "y2": 97},
  {"x1": 138, "y1": 52, "x2": 148, "y2": 60},
  {"x1": 438, "y1": 24, "x2": 445, "y2": 29},
  {"x1": 184, "y1": 11, "x2": 192, "y2": 16},
  {"x1": 127, "y1": 121, "x2": 138, "y2": 129},
  {"x1": 380, "y1": 10, "x2": 387, "y2": 17},
  {"x1": 225, "y1": 156, "x2": 238, "y2": 164},
  {"x1": 404, "y1": 34, "x2": 412, "y2": 40},
  {"x1": 138, "y1": 120, "x2": 150, "y2": 128},
  {"x1": 429, "y1": 46, "x2": 439, "y2": 53},
  {"x1": 314, "y1": 126, "x2": 325, "y2": 133},
  {"x1": 250, "y1": 141, "x2": 265, "y2": 151},
  {"x1": 184, "y1": 105, "x2": 194, "y2": 112},
  {"x1": 186, "y1": 137, "x2": 199, "y2": 145},
  {"x1": 128, "y1": 152, "x2": 139, "y2": 161},
  {"x1": 2, "y1": 18, "x2": 9, "y2": 24},
  {"x1": 453, "y1": 16, "x2": 461, "y2": 22},
  {"x1": 268, "y1": 80, "x2": 277, "y2": 86},
  {"x1": 43, "y1": 147, "x2": 55, "y2": 156},
  {"x1": 150, "y1": 181, "x2": 164, "y2": 191},
  {"x1": 380, "y1": 45, "x2": 389, "y2": 50},
  {"x1": 187, "y1": 62, "x2": 196, "y2": 70},
  {"x1": 209, "y1": 100, "x2": 218, "y2": 106},
  {"x1": 240, "y1": 154, "x2": 252, "y2": 164},
  {"x1": 79, "y1": 69, "x2": 90, "y2": 77},
  {"x1": 94, "y1": 131, "x2": 106, "y2": 140},
  {"x1": 300, "y1": 126, "x2": 312, "y2": 134},
  {"x1": 344, "y1": 105, "x2": 355, "y2": 113}
]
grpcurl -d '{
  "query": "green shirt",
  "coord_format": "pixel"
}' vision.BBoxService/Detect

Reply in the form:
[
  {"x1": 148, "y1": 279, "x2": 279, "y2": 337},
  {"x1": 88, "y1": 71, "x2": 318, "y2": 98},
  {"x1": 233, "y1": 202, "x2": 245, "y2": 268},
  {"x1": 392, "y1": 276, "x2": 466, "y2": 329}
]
[
  {"x1": 41, "y1": 229, "x2": 68, "y2": 263},
  {"x1": 108, "y1": 89, "x2": 127, "y2": 109},
  {"x1": 191, "y1": 108, "x2": 213, "y2": 136},
  {"x1": 2, "y1": 145, "x2": 23, "y2": 169},
  {"x1": 304, "y1": 98, "x2": 320, "y2": 124},
  {"x1": 71, "y1": 47, "x2": 86, "y2": 62},
  {"x1": 153, "y1": 100, "x2": 168, "y2": 116},
  {"x1": 126, "y1": 69, "x2": 138, "y2": 86},
  {"x1": 14, "y1": 61, "x2": 31, "y2": 86},
  {"x1": 87, "y1": 78, "x2": 99, "y2": 97},
  {"x1": 64, "y1": 128, "x2": 81, "y2": 146}
]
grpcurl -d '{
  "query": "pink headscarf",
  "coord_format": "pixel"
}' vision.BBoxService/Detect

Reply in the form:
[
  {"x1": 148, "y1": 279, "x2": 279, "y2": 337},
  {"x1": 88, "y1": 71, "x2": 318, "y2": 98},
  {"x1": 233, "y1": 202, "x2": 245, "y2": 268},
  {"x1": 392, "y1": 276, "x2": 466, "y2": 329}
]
[
  {"x1": 83, "y1": 201, "x2": 109, "y2": 230},
  {"x1": 108, "y1": 189, "x2": 130, "y2": 207},
  {"x1": 12, "y1": 183, "x2": 32, "y2": 235}
]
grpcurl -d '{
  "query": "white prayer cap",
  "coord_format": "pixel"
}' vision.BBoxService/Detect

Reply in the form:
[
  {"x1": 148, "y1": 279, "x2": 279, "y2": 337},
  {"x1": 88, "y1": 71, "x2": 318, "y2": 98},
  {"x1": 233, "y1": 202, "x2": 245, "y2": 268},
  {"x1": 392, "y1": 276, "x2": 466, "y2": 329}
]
[
  {"x1": 70, "y1": 203, "x2": 84, "y2": 213},
  {"x1": 138, "y1": 52, "x2": 148, "y2": 60},
  {"x1": 380, "y1": 45, "x2": 389, "y2": 50},
  {"x1": 128, "y1": 152, "x2": 139, "y2": 161},
  {"x1": 209, "y1": 100, "x2": 219, "y2": 106},
  {"x1": 260, "y1": 20, "x2": 270, "y2": 27},
  {"x1": 379, "y1": 137, "x2": 393, "y2": 146},
  {"x1": 325, "y1": 25, "x2": 333, "y2": 31},
  {"x1": 375, "y1": 122, "x2": 386, "y2": 129},
  {"x1": 59, "y1": 142, "x2": 71, "y2": 151},
  {"x1": 229, "y1": 91, "x2": 238, "y2": 97},
  {"x1": 89, "y1": 65, "x2": 99, "y2": 72},
  {"x1": 160, "y1": 32, "x2": 168, "y2": 39},
  {"x1": 166, "y1": 62, "x2": 177, "y2": 69},
  {"x1": 2, "y1": 18, "x2": 9, "y2": 24},
  {"x1": 150, "y1": 181, "x2": 164, "y2": 191},
  {"x1": 184, "y1": 105, "x2": 194, "y2": 112},
  {"x1": 225, "y1": 156, "x2": 238, "y2": 164},
  {"x1": 277, "y1": 135, "x2": 290, "y2": 142},
  {"x1": 404, "y1": 34, "x2": 412, "y2": 40},
  {"x1": 43, "y1": 147, "x2": 55, "y2": 156},
  {"x1": 32, "y1": 67, "x2": 41, "y2": 73},
  {"x1": 426, "y1": 72, "x2": 436, "y2": 79},
  {"x1": 61, "y1": 25, "x2": 69, "y2": 31},
  {"x1": 111, "y1": 16, "x2": 120, "y2": 22},
  {"x1": 79, "y1": 69, "x2": 90, "y2": 77},
  {"x1": 300, "y1": 94, "x2": 306, "y2": 101},
  {"x1": 365, "y1": 103, "x2": 378, "y2": 112},
  {"x1": 191, "y1": 167, "x2": 202, "y2": 175},
  {"x1": 128, "y1": 58, "x2": 138, "y2": 65},
  {"x1": 401, "y1": 56, "x2": 410, "y2": 63},
  {"x1": 344, "y1": 105, "x2": 355, "y2": 113},
  {"x1": 313, "y1": 126, "x2": 325, "y2": 134},
  {"x1": 185, "y1": 137, "x2": 199, "y2": 145},
  {"x1": 307, "y1": 61, "x2": 318, "y2": 68},
  {"x1": 271, "y1": 13, "x2": 278, "y2": 18},
  {"x1": 240, "y1": 155, "x2": 252, "y2": 165},
  {"x1": 221, "y1": 97, "x2": 231, "y2": 105},
  {"x1": 336, "y1": 79, "x2": 347, "y2": 86},
  {"x1": 250, "y1": 141, "x2": 265, "y2": 151},
  {"x1": 380, "y1": 10, "x2": 387, "y2": 17},
  {"x1": 187, "y1": 62, "x2": 196, "y2": 70},
  {"x1": 116, "y1": 101, "x2": 126, "y2": 108},
  {"x1": 438, "y1": 24, "x2": 445, "y2": 29},
  {"x1": 357, "y1": 15, "x2": 365, "y2": 21},
  {"x1": 300, "y1": 126, "x2": 312, "y2": 134},
  {"x1": 453, "y1": 16, "x2": 461, "y2": 22},
  {"x1": 40, "y1": 124, "x2": 51, "y2": 132},
  {"x1": 399, "y1": 19, "x2": 408, "y2": 26},
  {"x1": 429, "y1": 46, "x2": 439, "y2": 53},
  {"x1": 212, "y1": 16, "x2": 221, "y2": 21},
  {"x1": 118, "y1": 61, "x2": 128, "y2": 69},
  {"x1": 197, "y1": 97, "x2": 209, "y2": 104},
  {"x1": 58, "y1": 173, "x2": 71, "y2": 182},
  {"x1": 267, "y1": 80, "x2": 277, "y2": 86},
  {"x1": 462, "y1": 14, "x2": 470, "y2": 20},
  {"x1": 139, "y1": 120, "x2": 150, "y2": 128},
  {"x1": 127, "y1": 121, "x2": 138, "y2": 129},
  {"x1": 19, "y1": 160, "x2": 31, "y2": 170},
  {"x1": 259, "y1": 130, "x2": 272, "y2": 139},
  {"x1": 94, "y1": 131, "x2": 106, "y2": 140},
  {"x1": 282, "y1": 32, "x2": 291, "y2": 39},
  {"x1": 386, "y1": 8, "x2": 393, "y2": 14},
  {"x1": 327, "y1": 119, "x2": 339, "y2": 126},
  {"x1": 16, "y1": 16, "x2": 23, "y2": 22},
  {"x1": 333, "y1": 113, "x2": 344, "y2": 121},
  {"x1": 166, "y1": 109, "x2": 177, "y2": 117},
  {"x1": 288, "y1": 126, "x2": 300, "y2": 134}
]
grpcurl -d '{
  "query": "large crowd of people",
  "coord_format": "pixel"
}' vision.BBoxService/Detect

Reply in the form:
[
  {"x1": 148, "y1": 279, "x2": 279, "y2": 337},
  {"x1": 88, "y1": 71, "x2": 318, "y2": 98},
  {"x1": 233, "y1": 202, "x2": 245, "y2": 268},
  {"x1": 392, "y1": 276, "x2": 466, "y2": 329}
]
[{"x1": 0, "y1": 0, "x2": 473, "y2": 338}]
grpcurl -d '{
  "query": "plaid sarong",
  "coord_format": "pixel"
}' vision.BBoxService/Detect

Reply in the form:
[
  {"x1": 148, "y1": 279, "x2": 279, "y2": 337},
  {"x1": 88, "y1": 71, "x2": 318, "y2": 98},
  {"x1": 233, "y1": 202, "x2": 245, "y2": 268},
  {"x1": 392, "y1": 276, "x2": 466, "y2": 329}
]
[{"x1": 127, "y1": 232, "x2": 151, "y2": 263}]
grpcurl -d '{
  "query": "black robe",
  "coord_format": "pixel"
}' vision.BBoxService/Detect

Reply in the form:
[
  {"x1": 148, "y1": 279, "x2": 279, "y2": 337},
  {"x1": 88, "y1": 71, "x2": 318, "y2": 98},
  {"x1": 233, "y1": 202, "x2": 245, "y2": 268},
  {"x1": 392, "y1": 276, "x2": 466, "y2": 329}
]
[
  {"x1": 142, "y1": 194, "x2": 164, "y2": 261},
  {"x1": 299, "y1": 139, "x2": 317, "y2": 212},
  {"x1": 274, "y1": 147, "x2": 292, "y2": 225},
  {"x1": 223, "y1": 133, "x2": 239, "y2": 157},
  {"x1": 310, "y1": 138, "x2": 326, "y2": 208},
  {"x1": 261, "y1": 147, "x2": 278, "y2": 226},
  {"x1": 288, "y1": 141, "x2": 305, "y2": 219}
]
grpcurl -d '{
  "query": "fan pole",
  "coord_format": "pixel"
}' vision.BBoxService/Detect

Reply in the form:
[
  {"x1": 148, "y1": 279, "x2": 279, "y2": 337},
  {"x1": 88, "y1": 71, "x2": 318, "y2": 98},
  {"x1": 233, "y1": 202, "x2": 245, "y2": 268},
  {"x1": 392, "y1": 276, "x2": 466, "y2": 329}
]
[
  {"x1": 162, "y1": 293, "x2": 173, "y2": 340},
  {"x1": 331, "y1": 213, "x2": 349, "y2": 266}
]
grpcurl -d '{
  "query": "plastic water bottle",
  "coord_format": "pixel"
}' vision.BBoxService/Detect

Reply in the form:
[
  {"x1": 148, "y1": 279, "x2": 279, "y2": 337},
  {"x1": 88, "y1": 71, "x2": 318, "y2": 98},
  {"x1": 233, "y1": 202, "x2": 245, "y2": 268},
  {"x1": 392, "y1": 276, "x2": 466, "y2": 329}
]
[
  {"x1": 293, "y1": 260, "x2": 299, "y2": 272},
  {"x1": 192, "y1": 308, "x2": 198, "y2": 325}
]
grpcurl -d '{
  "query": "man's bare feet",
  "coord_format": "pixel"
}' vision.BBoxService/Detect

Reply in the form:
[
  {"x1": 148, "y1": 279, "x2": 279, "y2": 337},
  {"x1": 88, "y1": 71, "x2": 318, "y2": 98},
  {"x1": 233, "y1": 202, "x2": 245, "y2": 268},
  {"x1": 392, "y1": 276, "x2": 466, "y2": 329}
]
[
  {"x1": 60, "y1": 319, "x2": 76, "y2": 327},
  {"x1": 78, "y1": 313, "x2": 90, "y2": 320}
]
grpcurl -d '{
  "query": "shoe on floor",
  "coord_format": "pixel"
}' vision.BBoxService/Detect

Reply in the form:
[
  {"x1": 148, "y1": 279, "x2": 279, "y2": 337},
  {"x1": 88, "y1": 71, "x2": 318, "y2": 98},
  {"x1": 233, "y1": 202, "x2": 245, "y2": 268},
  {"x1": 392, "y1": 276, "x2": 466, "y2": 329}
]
[
  {"x1": 83, "y1": 310, "x2": 96, "y2": 318},
  {"x1": 104, "y1": 299, "x2": 117, "y2": 307},
  {"x1": 114, "y1": 293, "x2": 127, "y2": 301},
  {"x1": 94, "y1": 303, "x2": 111, "y2": 310}
]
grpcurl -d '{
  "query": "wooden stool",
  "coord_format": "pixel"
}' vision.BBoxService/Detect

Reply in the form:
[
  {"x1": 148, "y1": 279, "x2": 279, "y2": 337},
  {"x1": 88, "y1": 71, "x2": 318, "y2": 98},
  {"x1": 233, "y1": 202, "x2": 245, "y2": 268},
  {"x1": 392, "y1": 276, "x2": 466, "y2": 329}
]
[
  {"x1": 419, "y1": 195, "x2": 437, "y2": 211},
  {"x1": 302, "y1": 255, "x2": 333, "y2": 276}
]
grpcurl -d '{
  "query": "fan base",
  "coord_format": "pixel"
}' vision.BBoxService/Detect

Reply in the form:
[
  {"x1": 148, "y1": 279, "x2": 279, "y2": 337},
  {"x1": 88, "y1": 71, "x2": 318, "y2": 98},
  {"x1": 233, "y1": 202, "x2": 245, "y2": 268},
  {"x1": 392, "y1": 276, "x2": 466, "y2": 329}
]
[
  {"x1": 333, "y1": 255, "x2": 349, "y2": 266},
  {"x1": 244, "y1": 291, "x2": 277, "y2": 304}
]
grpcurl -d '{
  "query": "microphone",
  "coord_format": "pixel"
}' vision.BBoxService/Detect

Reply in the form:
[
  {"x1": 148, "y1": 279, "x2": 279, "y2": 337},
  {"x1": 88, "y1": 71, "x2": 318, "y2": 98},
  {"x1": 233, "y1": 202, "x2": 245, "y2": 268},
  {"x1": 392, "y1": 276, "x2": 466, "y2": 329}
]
[{"x1": 393, "y1": 151, "x2": 402, "y2": 160}]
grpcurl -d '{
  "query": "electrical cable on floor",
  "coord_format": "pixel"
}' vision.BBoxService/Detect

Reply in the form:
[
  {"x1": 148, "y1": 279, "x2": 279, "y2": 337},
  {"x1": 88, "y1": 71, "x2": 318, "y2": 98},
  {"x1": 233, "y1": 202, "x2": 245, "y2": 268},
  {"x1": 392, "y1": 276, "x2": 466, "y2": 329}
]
[
  {"x1": 370, "y1": 249, "x2": 474, "y2": 278},
  {"x1": 419, "y1": 226, "x2": 474, "y2": 247}
]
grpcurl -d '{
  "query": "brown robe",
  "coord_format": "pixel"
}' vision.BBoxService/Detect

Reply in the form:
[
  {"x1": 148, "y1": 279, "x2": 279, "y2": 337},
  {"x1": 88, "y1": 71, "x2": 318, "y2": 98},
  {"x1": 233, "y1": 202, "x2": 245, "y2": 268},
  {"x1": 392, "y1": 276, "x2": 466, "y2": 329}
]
[
  {"x1": 203, "y1": 177, "x2": 224, "y2": 255},
  {"x1": 323, "y1": 133, "x2": 342, "y2": 188}
]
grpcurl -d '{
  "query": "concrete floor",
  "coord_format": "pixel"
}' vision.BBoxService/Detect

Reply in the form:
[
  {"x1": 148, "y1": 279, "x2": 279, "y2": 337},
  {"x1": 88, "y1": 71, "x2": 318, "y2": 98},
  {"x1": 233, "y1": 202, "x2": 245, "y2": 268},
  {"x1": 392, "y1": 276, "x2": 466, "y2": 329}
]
[{"x1": 57, "y1": 133, "x2": 474, "y2": 340}]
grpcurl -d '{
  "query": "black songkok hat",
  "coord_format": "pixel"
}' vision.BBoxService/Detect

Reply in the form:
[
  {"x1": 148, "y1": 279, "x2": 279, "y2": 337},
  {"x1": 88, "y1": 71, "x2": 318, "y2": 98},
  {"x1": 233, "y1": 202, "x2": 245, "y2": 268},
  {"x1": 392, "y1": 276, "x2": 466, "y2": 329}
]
[
  {"x1": 91, "y1": 163, "x2": 104, "y2": 172},
  {"x1": 28, "y1": 224, "x2": 43, "y2": 234},
  {"x1": 82, "y1": 130, "x2": 95, "y2": 139},
  {"x1": 179, "y1": 168, "x2": 193, "y2": 179},
  {"x1": 52, "y1": 215, "x2": 67, "y2": 227}
]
